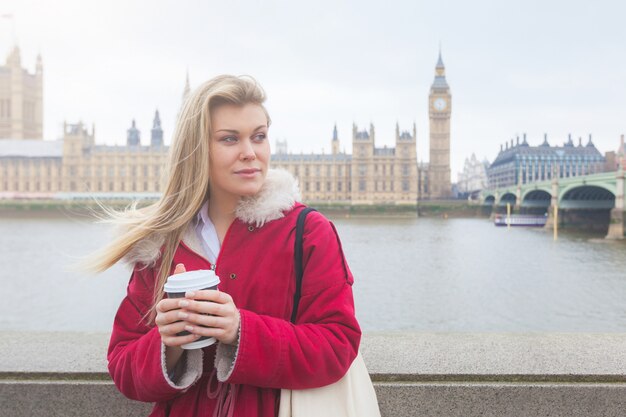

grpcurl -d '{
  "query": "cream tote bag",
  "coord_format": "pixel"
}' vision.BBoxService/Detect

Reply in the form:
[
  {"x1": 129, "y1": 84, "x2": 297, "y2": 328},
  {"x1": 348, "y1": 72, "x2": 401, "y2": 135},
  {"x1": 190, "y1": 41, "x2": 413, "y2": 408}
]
[
  {"x1": 278, "y1": 352, "x2": 381, "y2": 417},
  {"x1": 278, "y1": 208, "x2": 381, "y2": 417}
]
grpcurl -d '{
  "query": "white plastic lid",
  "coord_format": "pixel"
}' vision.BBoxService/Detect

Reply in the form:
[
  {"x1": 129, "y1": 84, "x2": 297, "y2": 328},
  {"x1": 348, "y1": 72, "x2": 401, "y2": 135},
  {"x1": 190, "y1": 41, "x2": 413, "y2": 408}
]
[
  {"x1": 164, "y1": 269, "x2": 220, "y2": 293},
  {"x1": 182, "y1": 336, "x2": 216, "y2": 350}
]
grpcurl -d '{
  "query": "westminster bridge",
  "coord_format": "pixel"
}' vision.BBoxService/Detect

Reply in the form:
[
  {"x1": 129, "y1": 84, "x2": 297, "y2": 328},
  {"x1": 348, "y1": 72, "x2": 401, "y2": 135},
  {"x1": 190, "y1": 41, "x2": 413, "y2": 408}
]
[{"x1": 481, "y1": 168, "x2": 625, "y2": 239}]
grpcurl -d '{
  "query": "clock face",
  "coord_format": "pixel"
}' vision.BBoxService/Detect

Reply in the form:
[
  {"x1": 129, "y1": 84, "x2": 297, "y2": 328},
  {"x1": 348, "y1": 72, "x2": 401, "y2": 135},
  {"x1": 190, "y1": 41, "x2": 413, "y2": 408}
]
[{"x1": 434, "y1": 98, "x2": 447, "y2": 111}]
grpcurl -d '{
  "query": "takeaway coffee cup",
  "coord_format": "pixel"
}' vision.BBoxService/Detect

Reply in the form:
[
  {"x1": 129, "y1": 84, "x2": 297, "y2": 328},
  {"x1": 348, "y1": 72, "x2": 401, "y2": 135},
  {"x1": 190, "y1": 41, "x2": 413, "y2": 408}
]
[{"x1": 164, "y1": 269, "x2": 220, "y2": 350}]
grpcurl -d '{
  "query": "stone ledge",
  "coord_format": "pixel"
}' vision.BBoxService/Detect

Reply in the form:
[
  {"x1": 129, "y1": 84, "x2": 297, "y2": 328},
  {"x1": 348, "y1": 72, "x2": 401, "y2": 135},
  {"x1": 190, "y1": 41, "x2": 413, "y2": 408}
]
[{"x1": 2, "y1": 332, "x2": 626, "y2": 417}]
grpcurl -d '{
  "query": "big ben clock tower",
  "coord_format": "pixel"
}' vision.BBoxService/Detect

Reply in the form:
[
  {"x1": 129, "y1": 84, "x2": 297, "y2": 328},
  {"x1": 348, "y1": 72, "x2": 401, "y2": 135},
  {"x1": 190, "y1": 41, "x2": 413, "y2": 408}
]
[{"x1": 428, "y1": 51, "x2": 452, "y2": 199}]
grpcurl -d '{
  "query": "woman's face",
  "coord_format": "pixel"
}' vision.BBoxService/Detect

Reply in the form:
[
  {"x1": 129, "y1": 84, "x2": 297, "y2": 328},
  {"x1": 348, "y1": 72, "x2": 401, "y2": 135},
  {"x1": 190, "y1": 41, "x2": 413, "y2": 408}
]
[{"x1": 209, "y1": 103, "x2": 270, "y2": 203}]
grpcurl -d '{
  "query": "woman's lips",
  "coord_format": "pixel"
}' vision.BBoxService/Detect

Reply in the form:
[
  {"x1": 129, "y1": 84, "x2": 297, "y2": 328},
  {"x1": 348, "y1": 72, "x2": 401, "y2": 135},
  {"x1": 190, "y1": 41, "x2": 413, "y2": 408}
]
[{"x1": 235, "y1": 168, "x2": 261, "y2": 178}]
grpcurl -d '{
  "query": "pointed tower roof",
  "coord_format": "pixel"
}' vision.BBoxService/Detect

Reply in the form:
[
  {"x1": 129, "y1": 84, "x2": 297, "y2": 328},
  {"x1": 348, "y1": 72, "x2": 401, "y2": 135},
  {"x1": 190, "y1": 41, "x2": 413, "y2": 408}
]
[
  {"x1": 436, "y1": 47, "x2": 445, "y2": 70},
  {"x1": 332, "y1": 123, "x2": 338, "y2": 141},
  {"x1": 127, "y1": 119, "x2": 141, "y2": 146},
  {"x1": 431, "y1": 49, "x2": 449, "y2": 91},
  {"x1": 151, "y1": 109, "x2": 164, "y2": 147},
  {"x1": 153, "y1": 109, "x2": 162, "y2": 128}
]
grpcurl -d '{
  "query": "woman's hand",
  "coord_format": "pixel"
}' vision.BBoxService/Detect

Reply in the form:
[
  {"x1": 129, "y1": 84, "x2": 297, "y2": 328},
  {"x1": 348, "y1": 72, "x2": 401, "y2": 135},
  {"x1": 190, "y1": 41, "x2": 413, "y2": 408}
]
[
  {"x1": 155, "y1": 264, "x2": 203, "y2": 348},
  {"x1": 155, "y1": 263, "x2": 201, "y2": 374},
  {"x1": 179, "y1": 289, "x2": 241, "y2": 345}
]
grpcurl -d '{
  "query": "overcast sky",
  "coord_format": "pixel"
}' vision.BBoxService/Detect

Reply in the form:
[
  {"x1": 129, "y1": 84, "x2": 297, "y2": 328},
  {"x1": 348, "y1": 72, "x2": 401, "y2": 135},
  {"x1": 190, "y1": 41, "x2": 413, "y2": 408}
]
[{"x1": 2, "y1": 0, "x2": 625, "y2": 181}]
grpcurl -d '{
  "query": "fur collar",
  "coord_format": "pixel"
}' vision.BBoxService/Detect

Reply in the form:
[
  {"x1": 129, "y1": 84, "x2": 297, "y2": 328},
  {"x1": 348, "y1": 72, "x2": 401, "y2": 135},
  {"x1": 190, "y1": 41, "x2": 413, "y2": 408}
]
[{"x1": 125, "y1": 168, "x2": 300, "y2": 266}]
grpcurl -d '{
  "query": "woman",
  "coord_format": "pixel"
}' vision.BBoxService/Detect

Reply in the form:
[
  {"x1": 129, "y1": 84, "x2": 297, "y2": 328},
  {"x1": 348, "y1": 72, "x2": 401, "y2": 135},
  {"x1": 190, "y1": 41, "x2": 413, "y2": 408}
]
[{"x1": 90, "y1": 75, "x2": 361, "y2": 416}]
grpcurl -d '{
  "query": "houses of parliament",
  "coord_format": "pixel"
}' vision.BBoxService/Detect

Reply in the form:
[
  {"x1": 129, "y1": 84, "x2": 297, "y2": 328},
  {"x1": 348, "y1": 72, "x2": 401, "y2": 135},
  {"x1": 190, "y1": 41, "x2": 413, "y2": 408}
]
[{"x1": 0, "y1": 45, "x2": 453, "y2": 203}]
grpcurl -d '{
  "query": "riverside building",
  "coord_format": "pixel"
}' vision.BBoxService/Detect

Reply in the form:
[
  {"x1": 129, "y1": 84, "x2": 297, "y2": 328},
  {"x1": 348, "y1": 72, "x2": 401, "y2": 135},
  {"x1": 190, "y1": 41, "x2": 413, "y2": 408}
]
[
  {"x1": 457, "y1": 153, "x2": 489, "y2": 195},
  {"x1": 0, "y1": 46, "x2": 43, "y2": 140},
  {"x1": 0, "y1": 48, "x2": 453, "y2": 203},
  {"x1": 487, "y1": 134, "x2": 606, "y2": 189}
]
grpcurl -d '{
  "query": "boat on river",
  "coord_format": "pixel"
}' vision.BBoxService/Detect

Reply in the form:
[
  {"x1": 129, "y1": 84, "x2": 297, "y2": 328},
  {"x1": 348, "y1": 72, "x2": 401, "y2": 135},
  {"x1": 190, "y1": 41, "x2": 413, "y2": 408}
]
[{"x1": 494, "y1": 214, "x2": 547, "y2": 227}]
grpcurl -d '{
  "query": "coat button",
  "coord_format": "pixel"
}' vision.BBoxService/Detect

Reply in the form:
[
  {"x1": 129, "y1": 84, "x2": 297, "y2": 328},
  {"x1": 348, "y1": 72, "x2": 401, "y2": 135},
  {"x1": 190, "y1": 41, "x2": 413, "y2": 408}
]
[
  {"x1": 248, "y1": 225, "x2": 255, "y2": 232},
  {"x1": 229, "y1": 273, "x2": 237, "y2": 280}
]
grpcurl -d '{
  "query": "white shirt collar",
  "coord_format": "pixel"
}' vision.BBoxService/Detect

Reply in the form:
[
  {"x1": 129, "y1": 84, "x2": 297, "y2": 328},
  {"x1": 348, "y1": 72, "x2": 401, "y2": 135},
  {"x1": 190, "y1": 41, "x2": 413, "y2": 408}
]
[{"x1": 195, "y1": 201, "x2": 220, "y2": 264}]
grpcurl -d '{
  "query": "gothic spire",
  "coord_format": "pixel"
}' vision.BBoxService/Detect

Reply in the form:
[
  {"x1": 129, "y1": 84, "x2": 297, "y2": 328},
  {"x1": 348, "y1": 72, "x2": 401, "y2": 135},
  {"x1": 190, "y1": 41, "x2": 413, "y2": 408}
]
[
  {"x1": 151, "y1": 109, "x2": 164, "y2": 147},
  {"x1": 153, "y1": 109, "x2": 161, "y2": 129},
  {"x1": 436, "y1": 47, "x2": 444, "y2": 70},
  {"x1": 432, "y1": 49, "x2": 448, "y2": 90},
  {"x1": 127, "y1": 119, "x2": 140, "y2": 146}
]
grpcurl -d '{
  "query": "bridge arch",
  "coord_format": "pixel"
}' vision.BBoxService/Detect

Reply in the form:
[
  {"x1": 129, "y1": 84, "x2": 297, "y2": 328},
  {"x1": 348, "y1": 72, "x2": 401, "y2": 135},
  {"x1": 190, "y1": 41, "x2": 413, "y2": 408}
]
[
  {"x1": 499, "y1": 192, "x2": 516, "y2": 206},
  {"x1": 520, "y1": 186, "x2": 551, "y2": 202},
  {"x1": 559, "y1": 185, "x2": 615, "y2": 209},
  {"x1": 521, "y1": 189, "x2": 551, "y2": 208},
  {"x1": 559, "y1": 183, "x2": 615, "y2": 202}
]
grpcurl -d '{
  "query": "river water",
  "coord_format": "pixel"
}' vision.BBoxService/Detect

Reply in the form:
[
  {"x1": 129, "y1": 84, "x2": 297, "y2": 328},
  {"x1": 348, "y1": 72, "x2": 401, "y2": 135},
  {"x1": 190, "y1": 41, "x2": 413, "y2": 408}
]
[{"x1": 1, "y1": 212, "x2": 625, "y2": 333}]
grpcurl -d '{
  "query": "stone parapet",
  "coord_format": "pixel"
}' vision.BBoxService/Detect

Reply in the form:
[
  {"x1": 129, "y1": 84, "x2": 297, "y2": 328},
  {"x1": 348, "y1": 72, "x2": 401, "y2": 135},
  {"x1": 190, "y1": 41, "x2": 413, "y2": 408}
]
[{"x1": 1, "y1": 332, "x2": 626, "y2": 416}]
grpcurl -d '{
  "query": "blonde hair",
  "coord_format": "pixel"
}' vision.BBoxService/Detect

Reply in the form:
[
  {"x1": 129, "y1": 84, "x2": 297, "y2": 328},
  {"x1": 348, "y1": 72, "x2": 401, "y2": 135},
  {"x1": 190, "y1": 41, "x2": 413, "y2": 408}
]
[{"x1": 87, "y1": 74, "x2": 270, "y2": 321}]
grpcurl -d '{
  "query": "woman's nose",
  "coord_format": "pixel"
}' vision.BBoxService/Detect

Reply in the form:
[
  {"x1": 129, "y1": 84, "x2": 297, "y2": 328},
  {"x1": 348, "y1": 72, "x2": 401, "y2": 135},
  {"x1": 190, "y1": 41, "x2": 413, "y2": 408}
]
[{"x1": 240, "y1": 139, "x2": 256, "y2": 161}]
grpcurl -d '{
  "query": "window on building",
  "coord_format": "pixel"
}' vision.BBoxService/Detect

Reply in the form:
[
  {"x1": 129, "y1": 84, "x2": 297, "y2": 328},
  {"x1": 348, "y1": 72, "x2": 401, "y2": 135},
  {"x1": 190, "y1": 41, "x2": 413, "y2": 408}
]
[
  {"x1": 305, "y1": 182, "x2": 310, "y2": 192},
  {"x1": 326, "y1": 165, "x2": 331, "y2": 176},
  {"x1": 316, "y1": 182, "x2": 320, "y2": 191},
  {"x1": 358, "y1": 164, "x2": 366, "y2": 176},
  {"x1": 338, "y1": 182, "x2": 342, "y2": 191},
  {"x1": 402, "y1": 180, "x2": 409, "y2": 192},
  {"x1": 109, "y1": 182, "x2": 114, "y2": 191},
  {"x1": 327, "y1": 182, "x2": 331, "y2": 191},
  {"x1": 144, "y1": 182, "x2": 148, "y2": 191},
  {"x1": 359, "y1": 180, "x2": 365, "y2": 192},
  {"x1": 338, "y1": 166, "x2": 342, "y2": 176},
  {"x1": 305, "y1": 167, "x2": 310, "y2": 176}
]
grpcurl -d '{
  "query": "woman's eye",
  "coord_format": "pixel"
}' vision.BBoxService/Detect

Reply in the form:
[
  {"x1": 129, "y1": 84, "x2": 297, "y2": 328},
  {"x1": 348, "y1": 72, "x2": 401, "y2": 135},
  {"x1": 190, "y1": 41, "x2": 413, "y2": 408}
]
[
  {"x1": 253, "y1": 133, "x2": 267, "y2": 142},
  {"x1": 221, "y1": 136, "x2": 237, "y2": 143}
]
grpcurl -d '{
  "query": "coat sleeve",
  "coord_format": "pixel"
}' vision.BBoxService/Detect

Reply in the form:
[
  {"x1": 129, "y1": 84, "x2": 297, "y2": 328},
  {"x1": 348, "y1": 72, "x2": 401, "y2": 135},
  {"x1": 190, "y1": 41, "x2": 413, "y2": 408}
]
[
  {"x1": 107, "y1": 264, "x2": 204, "y2": 402},
  {"x1": 215, "y1": 211, "x2": 361, "y2": 389}
]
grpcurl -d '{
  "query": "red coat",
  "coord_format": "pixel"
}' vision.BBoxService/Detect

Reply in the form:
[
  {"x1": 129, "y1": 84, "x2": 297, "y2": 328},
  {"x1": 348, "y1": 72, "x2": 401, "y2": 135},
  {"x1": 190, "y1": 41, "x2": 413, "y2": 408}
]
[{"x1": 108, "y1": 172, "x2": 361, "y2": 417}]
